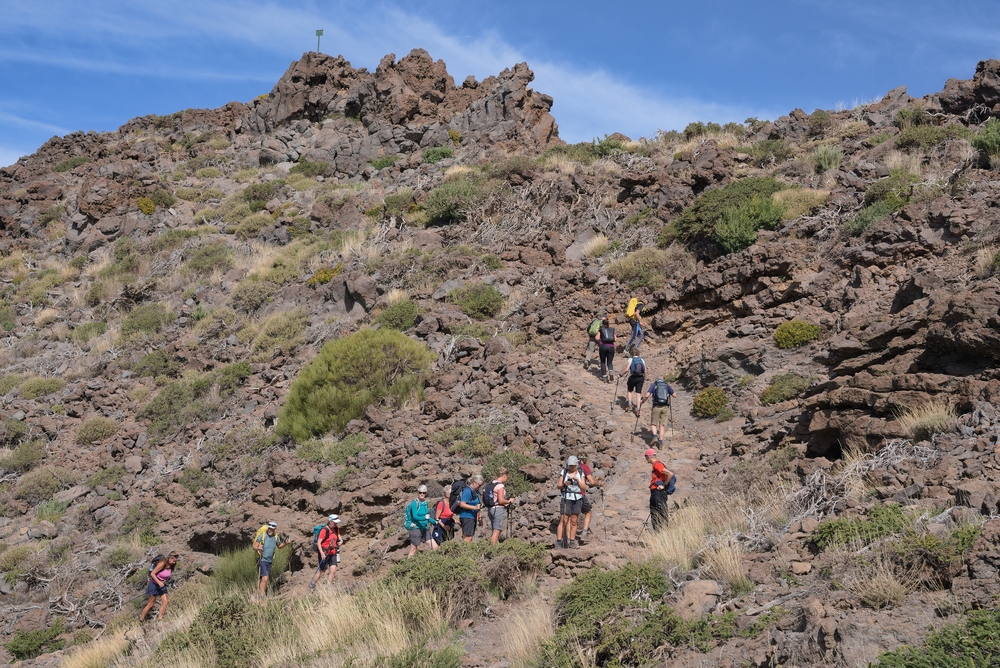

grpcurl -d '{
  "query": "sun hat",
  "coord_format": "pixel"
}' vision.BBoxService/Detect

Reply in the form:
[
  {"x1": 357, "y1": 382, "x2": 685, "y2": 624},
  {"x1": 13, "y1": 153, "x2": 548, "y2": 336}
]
[
  {"x1": 644, "y1": 449, "x2": 656, "y2": 457},
  {"x1": 566, "y1": 455, "x2": 579, "y2": 466},
  {"x1": 328, "y1": 514, "x2": 341, "y2": 524},
  {"x1": 417, "y1": 484, "x2": 428, "y2": 493}
]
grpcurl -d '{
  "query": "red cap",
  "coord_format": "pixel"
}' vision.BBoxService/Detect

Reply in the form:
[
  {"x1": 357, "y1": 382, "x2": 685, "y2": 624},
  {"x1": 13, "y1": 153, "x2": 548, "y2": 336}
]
[{"x1": 644, "y1": 448, "x2": 656, "y2": 457}]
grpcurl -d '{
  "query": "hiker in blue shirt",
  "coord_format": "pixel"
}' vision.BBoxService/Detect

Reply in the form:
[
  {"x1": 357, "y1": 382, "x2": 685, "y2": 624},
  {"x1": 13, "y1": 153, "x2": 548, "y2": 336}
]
[
  {"x1": 457, "y1": 474, "x2": 484, "y2": 542},
  {"x1": 618, "y1": 354, "x2": 647, "y2": 415},
  {"x1": 405, "y1": 484, "x2": 439, "y2": 558},
  {"x1": 638, "y1": 378, "x2": 676, "y2": 446},
  {"x1": 252, "y1": 521, "x2": 290, "y2": 596}
]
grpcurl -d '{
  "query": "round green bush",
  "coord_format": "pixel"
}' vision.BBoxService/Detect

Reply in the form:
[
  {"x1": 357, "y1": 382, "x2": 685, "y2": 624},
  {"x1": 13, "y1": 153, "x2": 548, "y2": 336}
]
[
  {"x1": 760, "y1": 374, "x2": 811, "y2": 405},
  {"x1": 376, "y1": 299, "x2": 421, "y2": 330},
  {"x1": 447, "y1": 283, "x2": 504, "y2": 320},
  {"x1": 277, "y1": 328, "x2": 434, "y2": 442},
  {"x1": 692, "y1": 387, "x2": 728, "y2": 418},
  {"x1": 773, "y1": 320, "x2": 821, "y2": 349},
  {"x1": 137, "y1": 197, "x2": 155, "y2": 215},
  {"x1": 76, "y1": 416, "x2": 120, "y2": 444}
]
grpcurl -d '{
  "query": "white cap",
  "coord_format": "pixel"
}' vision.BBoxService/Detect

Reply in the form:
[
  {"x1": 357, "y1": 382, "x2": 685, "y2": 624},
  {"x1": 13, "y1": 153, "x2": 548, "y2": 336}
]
[
  {"x1": 566, "y1": 455, "x2": 579, "y2": 466},
  {"x1": 327, "y1": 514, "x2": 340, "y2": 524},
  {"x1": 267, "y1": 521, "x2": 278, "y2": 529},
  {"x1": 417, "y1": 484, "x2": 428, "y2": 493}
]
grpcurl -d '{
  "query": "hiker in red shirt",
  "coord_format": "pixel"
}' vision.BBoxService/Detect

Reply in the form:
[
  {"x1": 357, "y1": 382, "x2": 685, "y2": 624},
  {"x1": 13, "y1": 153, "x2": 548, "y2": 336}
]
[
  {"x1": 308, "y1": 514, "x2": 341, "y2": 589},
  {"x1": 644, "y1": 449, "x2": 674, "y2": 531},
  {"x1": 577, "y1": 454, "x2": 602, "y2": 543}
]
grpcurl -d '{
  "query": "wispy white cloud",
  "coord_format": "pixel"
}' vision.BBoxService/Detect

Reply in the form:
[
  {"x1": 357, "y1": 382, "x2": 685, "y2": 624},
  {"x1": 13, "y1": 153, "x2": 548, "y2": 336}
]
[
  {"x1": 0, "y1": 112, "x2": 68, "y2": 136},
  {"x1": 0, "y1": 146, "x2": 29, "y2": 169}
]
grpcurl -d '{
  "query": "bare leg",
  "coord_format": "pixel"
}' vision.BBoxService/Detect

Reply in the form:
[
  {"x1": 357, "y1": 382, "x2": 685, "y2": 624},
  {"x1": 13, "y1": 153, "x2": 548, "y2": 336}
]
[
  {"x1": 258, "y1": 575, "x2": 269, "y2": 596},
  {"x1": 326, "y1": 565, "x2": 336, "y2": 585},
  {"x1": 568, "y1": 515, "x2": 579, "y2": 541},
  {"x1": 157, "y1": 594, "x2": 168, "y2": 620},
  {"x1": 140, "y1": 595, "x2": 156, "y2": 621}
]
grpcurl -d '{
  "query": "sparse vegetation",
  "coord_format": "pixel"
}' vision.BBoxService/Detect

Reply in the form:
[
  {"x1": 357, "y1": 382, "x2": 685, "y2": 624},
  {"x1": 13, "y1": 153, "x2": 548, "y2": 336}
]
[
  {"x1": 773, "y1": 320, "x2": 820, "y2": 349},
  {"x1": 760, "y1": 374, "x2": 811, "y2": 405},
  {"x1": 178, "y1": 466, "x2": 215, "y2": 493},
  {"x1": 230, "y1": 279, "x2": 277, "y2": 313},
  {"x1": 20, "y1": 377, "x2": 65, "y2": 399},
  {"x1": 297, "y1": 434, "x2": 368, "y2": 465},
  {"x1": 376, "y1": 298, "x2": 421, "y2": 330},
  {"x1": 423, "y1": 146, "x2": 454, "y2": 164},
  {"x1": 121, "y1": 302, "x2": 174, "y2": 337},
  {"x1": 87, "y1": 465, "x2": 126, "y2": 488},
  {"x1": 425, "y1": 176, "x2": 491, "y2": 223},
  {"x1": 607, "y1": 246, "x2": 695, "y2": 290},
  {"x1": 896, "y1": 399, "x2": 957, "y2": 440},
  {"x1": 447, "y1": 283, "x2": 504, "y2": 319},
  {"x1": 873, "y1": 607, "x2": 1000, "y2": 667},
  {"x1": 185, "y1": 242, "x2": 233, "y2": 275},
  {"x1": 692, "y1": 387, "x2": 728, "y2": 418},
  {"x1": 69, "y1": 321, "x2": 106, "y2": 345},
  {"x1": 76, "y1": 416, "x2": 120, "y2": 444},
  {"x1": 0, "y1": 439, "x2": 45, "y2": 472},
  {"x1": 14, "y1": 465, "x2": 80, "y2": 502},
  {"x1": 247, "y1": 308, "x2": 308, "y2": 361},
  {"x1": 814, "y1": 503, "x2": 909, "y2": 549},
  {"x1": 53, "y1": 156, "x2": 91, "y2": 172}
]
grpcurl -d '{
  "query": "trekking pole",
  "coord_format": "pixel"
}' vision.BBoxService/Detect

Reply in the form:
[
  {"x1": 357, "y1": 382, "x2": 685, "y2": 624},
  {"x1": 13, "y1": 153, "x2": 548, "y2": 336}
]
[
  {"x1": 600, "y1": 482, "x2": 608, "y2": 541},
  {"x1": 669, "y1": 404, "x2": 674, "y2": 439},
  {"x1": 637, "y1": 513, "x2": 651, "y2": 540},
  {"x1": 611, "y1": 375, "x2": 621, "y2": 415},
  {"x1": 631, "y1": 408, "x2": 640, "y2": 442}
]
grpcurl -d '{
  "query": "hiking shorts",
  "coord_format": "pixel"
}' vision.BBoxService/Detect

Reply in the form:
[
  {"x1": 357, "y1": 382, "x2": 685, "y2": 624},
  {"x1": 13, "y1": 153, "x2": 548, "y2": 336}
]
[
  {"x1": 581, "y1": 496, "x2": 592, "y2": 514},
  {"x1": 408, "y1": 527, "x2": 431, "y2": 546},
  {"x1": 460, "y1": 516, "x2": 477, "y2": 537},
  {"x1": 560, "y1": 497, "x2": 583, "y2": 516},
  {"x1": 145, "y1": 580, "x2": 168, "y2": 597},
  {"x1": 317, "y1": 552, "x2": 338, "y2": 571},
  {"x1": 651, "y1": 405, "x2": 669, "y2": 426},
  {"x1": 488, "y1": 506, "x2": 507, "y2": 531},
  {"x1": 627, "y1": 376, "x2": 644, "y2": 393},
  {"x1": 258, "y1": 559, "x2": 273, "y2": 579}
]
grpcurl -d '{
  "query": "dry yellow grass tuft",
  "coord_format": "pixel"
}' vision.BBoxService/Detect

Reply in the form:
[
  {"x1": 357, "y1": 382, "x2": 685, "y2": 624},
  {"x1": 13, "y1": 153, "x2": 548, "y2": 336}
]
[
  {"x1": 700, "y1": 541, "x2": 754, "y2": 594},
  {"x1": 444, "y1": 165, "x2": 475, "y2": 181},
  {"x1": 384, "y1": 288, "x2": 409, "y2": 305},
  {"x1": 834, "y1": 543, "x2": 918, "y2": 609},
  {"x1": 60, "y1": 630, "x2": 131, "y2": 668},
  {"x1": 885, "y1": 150, "x2": 921, "y2": 177},
  {"x1": 774, "y1": 188, "x2": 830, "y2": 220},
  {"x1": 896, "y1": 399, "x2": 957, "y2": 441},
  {"x1": 582, "y1": 234, "x2": 610, "y2": 258},
  {"x1": 34, "y1": 308, "x2": 59, "y2": 327},
  {"x1": 501, "y1": 596, "x2": 553, "y2": 668},
  {"x1": 975, "y1": 245, "x2": 998, "y2": 279}
]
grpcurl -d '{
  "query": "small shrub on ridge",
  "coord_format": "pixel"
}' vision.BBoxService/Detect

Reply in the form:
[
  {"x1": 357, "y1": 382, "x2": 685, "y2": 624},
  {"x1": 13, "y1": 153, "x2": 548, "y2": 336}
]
[
  {"x1": 447, "y1": 283, "x2": 504, "y2": 319},
  {"x1": 423, "y1": 146, "x2": 454, "y2": 164},
  {"x1": 376, "y1": 299, "x2": 421, "y2": 330},
  {"x1": 52, "y1": 156, "x2": 91, "y2": 173},
  {"x1": 692, "y1": 387, "x2": 728, "y2": 418},
  {"x1": 137, "y1": 197, "x2": 156, "y2": 215},
  {"x1": 14, "y1": 466, "x2": 80, "y2": 502},
  {"x1": 773, "y1": 320, "x2": 821, "y2": 349},
  {"x1": 76, "y1": 416, "x2": 120, "y2": 444},
  {"x1": 230, "y1": 280, "x2": 277, "y2": 314},
  {"x1": 122, "y1": 303, "x2": 174, "y2": 337},
  {"x1": 20, "y1": 377, "x2": 65, "y2": 399},
  {"x1": 760, "y1": 374, "x2": 811, "y2": 405}
]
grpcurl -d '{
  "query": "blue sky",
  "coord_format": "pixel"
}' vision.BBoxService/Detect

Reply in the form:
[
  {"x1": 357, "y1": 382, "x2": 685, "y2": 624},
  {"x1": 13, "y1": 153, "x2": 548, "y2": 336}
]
[{"x1": 1, "y1": 0, "x2": 998, "y2": 168}]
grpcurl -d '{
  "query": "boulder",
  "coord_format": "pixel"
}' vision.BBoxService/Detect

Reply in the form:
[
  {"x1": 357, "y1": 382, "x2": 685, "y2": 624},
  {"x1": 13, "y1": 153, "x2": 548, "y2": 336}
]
[{"x1": 673, "y1": 580, "x2": 722, "y2": 621}]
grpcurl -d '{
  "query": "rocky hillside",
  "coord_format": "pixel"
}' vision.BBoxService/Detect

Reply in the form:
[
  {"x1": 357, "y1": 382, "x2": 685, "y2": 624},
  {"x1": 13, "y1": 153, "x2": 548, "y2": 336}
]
[{"x1": 1, "y1": 49, "x2": 1000, "y2": 667}]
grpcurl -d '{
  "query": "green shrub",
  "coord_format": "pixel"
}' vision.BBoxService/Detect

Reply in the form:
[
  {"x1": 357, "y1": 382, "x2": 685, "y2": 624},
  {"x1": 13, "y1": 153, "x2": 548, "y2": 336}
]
[
  {"x1": 4, "y1": 619, "x2": 65, "y2": 660},
  {"x1": 150, "y1": 189, "x2": 176, "y2": 208},
  {"x1": 137, "y1": 374, "x2": 217, "y2": 440},
  {"x1": 296, "y1": 433, "x2": 367, "y2": 464},
  {"x1": 972, "y1": 117, "x2": 1000, "y2": 163},
  {"x1": 217, "y1": 362, "x2": 252, "y2": 397},
  {"x1": 807, "y1": 110, "x2": 832, "y2": 137},
  {"x1": 873, "y1": 608, "x2": 1000, "y2": 667},
  {"x1": 228, "y1": 212, "x2": 272, "y2": 240},
  {"x1": 483, "y1": 155, "x2": 539, "y2": 181},
  {"x1": 814, "y1": 503, "x2": 909, "y2": 549},
  {"x1": 483, "y1": 450, "x2": 538, "y2": 497},
  {"x1": 773, "y1": 320, "x2": 821, "y2": 349},
  {"x1": 896, "y1": 124, "x2": 971, "y2": 151},
  {"x1": 607, "y1": 247, "x2": 689, "y2": 290},
  {"x1": 813, "y1": 144, "x2": 843, "y2": 172},
  {"x1": 212, "y1": 548, "x2": 290, "y2": 595},
  {"x1": 249, "y1": 309, "x2": 308, "y2": 361},
  {"x1": 20, "y1": 377, "x2": 65, "y2": 399},
  {"x1": 482, "y1": 254, "x2": 503, "y2": 270},
  {"x1": 843, "y1": 200, "x2": 893, "y2": 236},
  {"x1": 0, "y1": 417, "x2": 28, "y2": 447},
  {"x1": 0, "y1": 373, "x2": 26, "y2": 396},
  {"x1": 0, "y1": 439, "x2": 45, "y2": 472},
  {"x1": 230, "y1": 280, "x2": 277, "y2": 313},
  {"x1": 14, "y1": 466, "x2": 80, "y2": 502},
  {"x1": 290, "y1": 160, "x2": 331, "y2": 178},
  {"x1": 35, "y1": 499, "x2": 68, "y2": 523},
  {"x1": 447, "y1": 283, "x2": 504, "y2": 319},
  {"x1": 376, "y1": 299, "x2": 421, "y2": 330},
  {"x1": 0, "y1": 544, "x2": 35, "y2": 572},
  {"x1": 137, "y1": 197, "x2": 156, "y2": 215},
  {"x1": 375, "y1": 645, "x2": 463, "y2": 668},
  {"x1": 52, "y1": 156, "x2": 91, "y2": 172},
  {"x1": 196, "y1": 167, "x2": 222, "y2": 179},
  {"x1": 425, "y1": 177, "x2": 490, "y2": 223},
  {"x1": 383, "y1": 189, "x2": 414, "y2": 216},
  {"x1": 69, "y1": 321, "x2": 106, "y2": 345},
  {"x1": 76, "y1": 416, "x2": 120, "y2": 444},
  {"x1": 543, "y1": 142, "x2": 600, "y2": 165},
  {"x1": 692, "y1": 387, "x2": 728, "y2": 418},
  {"x1": 133, "y1": 350, "x2": 181, "y2": 381},
  {"x1": 37, "y1": 205, "x2": 64, "y2": 227},
  {"x1": 714, "y1": 205, "x2": 760, "y2": 254},
  {"x1": 121, "y1": 501, "x2": 159, "y2": 545},
  {"x1": 178, "y1": 467, "x2": 215, "y2": 493},
  {"x1": 122, "y1": 303, "x2": 174, "y2": 337},
  {"x1": 660, "y1": 177, "x2": 787, "y2": 247},
  {"x1": 87, "y1": 465, "x2": 126, "y2": 488},
  {"x1": 240, "y1": 181, "x2": 285, "y2": 210},
  {"x1": 185, "y1": 243, "x2": 233, "y2": 275},
  {"x1": 745, "y1": 139, "x2": 793, "y2": 167},
  {"x1": 371, "y1": 155, "x2": 400, "y2": 170},
  {"x1": 865, "y1": 171, "x2": 919, "y2": 211},
  {"x1": 307, "y1": 264, "x2": 343, "y2": 286},
  {"x1": 423, "y1": 147, "x2": 454, "y2": 164},
  {"x1": 890, "y1": 524, "x2": 980, "y2": 588},
  {"x1": 277, "y1": 328, "x2": 434, "y2": 441},
  {"x1": 760, "y1": 374, "x2": 811, "y2": 405}
]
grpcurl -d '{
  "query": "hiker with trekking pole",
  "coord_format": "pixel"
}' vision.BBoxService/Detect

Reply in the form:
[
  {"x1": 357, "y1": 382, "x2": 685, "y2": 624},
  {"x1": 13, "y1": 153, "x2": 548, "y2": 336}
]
[
  {"x1": 618, "y1": 353, "x2": 647, "y2": 415},
  {"x1": 624, "y1": 298, "x2": 645, "y2": 356},
  {"x1": 583, "y1": 314, "x2": 603, "y2": 371},
  {"x1": 597, "y1": 317, "x2": 616, "y2": 383},
  {"x1": 637, "y1": 376, "x2": 676, "y2": 447},
  {"x1": 555, "y1": 456, "x2": 587, "y2": 549},
  {"x1": 577, "y1": 454, "x2": 602, "y2": 543},
  {"x1": 644, "y1": 448, "x2": 675, "y2": 531}
]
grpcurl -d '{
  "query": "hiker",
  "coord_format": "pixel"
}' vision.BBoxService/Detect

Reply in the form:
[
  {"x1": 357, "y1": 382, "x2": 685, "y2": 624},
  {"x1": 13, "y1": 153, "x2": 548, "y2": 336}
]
[
  {"x1": 644, "y1": 449, "x2": 675, "y2": 531},
  {"x1": 485, "y1": 468, "x2": 513, "y2": 544},
  {"x1": 597, "y1": 317, "x2": 616, "y2": 382},
  {"x1": 308, "y1": 514, "x2": 342, "y2": 589},
  {"x1": 457, "y1": 474, "x2": 485, "y2": 542},
  {"x1": 555, "y1": 456, "x2": 587, "y2": 548},
  {"x1": 638, "y1": 376, "x2": 676, "y2": 446},
  {"x1": 253, "y1": 521, "x2": 290, "y2": 596},
  {"x1": 405, "y1": 485, "x2": 439, "y2": 557},
  {"x1": 140, "y1": 552, "x2": 179, "y2": 622},
  {"x1": 577, "y1": 454, "x2": 602, "y2": 542},
  {"x1": 433, "y1": 485, "x2": 455, "y2": 544},
  {"x1": 619, "y1": 353, "x2": 647, "y2": 414},
  {"x1": 625, "y1": 299, "x2": 645, "y2": 355},
  {"x1": 583, "y1": 314, "x2": 603, "y2": 370}
]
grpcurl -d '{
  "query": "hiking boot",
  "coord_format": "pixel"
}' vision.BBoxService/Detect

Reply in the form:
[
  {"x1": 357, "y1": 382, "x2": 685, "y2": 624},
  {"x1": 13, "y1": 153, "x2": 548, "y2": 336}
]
[
  {"x1": 601, "y1": 375, "x2": 608, "y2": 382},
  {"x1": 567, "y1": 540, "x2": 579, "y2": 549},
  {"x1": 658, "y1": 439, "x2": 664, "y2": 447}
]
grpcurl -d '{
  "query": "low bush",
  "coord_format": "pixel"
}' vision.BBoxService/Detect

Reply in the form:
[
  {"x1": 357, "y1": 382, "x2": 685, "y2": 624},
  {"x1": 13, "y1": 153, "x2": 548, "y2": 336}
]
[
  {"x1": 0, "y1": 373, "x2": 26, "y2": 396},
  {"x1": 137, "y1": 197, "x2": 156, "y2": 215},
  {"x1": 607, "y1": 246, "x2": 694, "y2": 290},
  {"x1": 0, "y1": 417, "x2": 27, "y2": 447},
  {"x1": 423, "y1": 147, "x2": 454, "y2": 164},
  {"x1": 150, "y1": 189, "x2": 176, "y2": 208},
  {"x1": 178, "y1": 467, "x2": 215, "y2": 493},
  {"x1": 972, "y1": 117, "x2": 1000, "y2": 165},
  {"x1": 843, "y1": 200, "x2": 893, "y2": 236},
  {"x1": 76, "y1": 416, "x2": 120, "y2": 444},
  {"x1": 103, "y1": 545, "x2": 138, "y2": 569},
  {"x1": 217, "y1": 362, "x2": 252, "y2": 397},
  {"x1": 745, "y1": 139, "x2": 793, "y2": 167},
  {"x1": 120, "y1": 501, "x2": 159, "y2": 545},
  {"x1": 692, "y1": 387, "x2": 728, "y2": 418},
  {"x1": 371, "y1": 155, "x2": 400, "y2": 170},
  {"x1": 376, "y1": 299, "x2": 421, "y2": 330},
  {"x1": 425, "y1": 177, "x2": 490, "y2": 223},
  {"x1": 774, "y1": 188, "x2": 829, "y2": 220},
  {"x1": 814, "y1": 503, "x2": 909, "y2": 549},
  {"x1": 122, "y1": 303, "x2": 174, "y2": 337},
  {"x1": 230, "y1": 279, "x2": 277, "y2": 314},
  {"x1": 53, "y1": 156, "x2": 91, "y2": 173},
  {"x1": 35, "y1": 498, "x2": 68, "y2": 523},
  {"x1": 773, "y1": 320, "x2": 821, "y2": 349},
  {"x1": 277, "y1": 328, "x2": 434, "y2": 441},
  {"x1": 864, "y1": 171, "x2": 919, "y2": 210},
  {"x1": 4, "y1": 619, "x2": 65, "y2": 660},
  {"x1": 714, "y1": 205, "x2": 761, "y2": 254},
  {"x1": 249, "y1": 309, "x2": 308, "y2": 361},
  {"x1": 895, "y1": 124, "x2": 971, "y2": 151},
  {"x1": 137, "y1": 373, "x2": 217, "y2": 440},
  {"x1": 132, "y1": 349, "x2": 181, "y2": 380},
  {"x1": 196, "y1": 167, "x2": 222, "y2": 179},
  {"x1": 296, "y1": 433, "x2": 367, "y2": 465},
  {"x1": 873, "y1": 607, "x2": 1000, "y2": 667},
  {"x1": 290, "y1": 160, "x2": 331, "y2": 177},
  {"x1": 0, "y1": 439, "x2": 45, "y2": 472},
  {"x1": 543, "y1": 141, "x2": 600, "y2": 165},
  {"x1": 660, "y1": 177, "x2": 787, "y2": 248},
  {"x1": 69, "y1": 321, "x2": 106, "y2": 345},
  {"x1": 813, "y1": 144, "x2": 843, "y2": 172},
  {"x1": 87, "y1": 465, "x2": 126, "y2": 488},
  {"x1": 240, "y1": 180, "x2": 285, "y2": 210},
  {"x1": 447, "y1": 283, "x2": 504, "y2": 319},
  {"x1": 306, "y1": 264, "x2": 343, "y2": 287},
  {"x1": 760, "y1": 374, "x2": 811, "y2": 405},
  {"x1": 185, "y1": 242, "x2": 233, "y2": 275},
  {"x1": 20, "y1": 377, "x2": 65, "y2": 399},
  {"x1": 890, "y1": 524, "x2": 979, "y2": 589},
  {"x1": 383, "y1": 189, "x2": 414, "y2": 216},
  {"x1": 0, "y1": 544, "x2": 35, "y2": 572},
  {"x1": 14, "y1": 466, "x2": 80, "y2": 502}
]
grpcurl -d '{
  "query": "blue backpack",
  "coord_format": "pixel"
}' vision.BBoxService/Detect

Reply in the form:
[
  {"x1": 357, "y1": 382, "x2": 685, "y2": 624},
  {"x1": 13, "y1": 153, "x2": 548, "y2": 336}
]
[
  {"x1": 312, "y1": 524, "x2": 325, "y2": 548},
  {"x1": 631, "y1": 357, "x2": 646, "y2": 376}
]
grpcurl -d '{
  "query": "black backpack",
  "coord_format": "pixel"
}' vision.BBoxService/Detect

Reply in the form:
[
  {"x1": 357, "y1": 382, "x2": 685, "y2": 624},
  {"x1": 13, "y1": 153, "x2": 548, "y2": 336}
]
[
  {"x1": 449, "y1": 482, "x2": 468, "y2": 514},
  {"x1": 653, "y1": 381, "x2": 671, "y2": 406},
  {"x1": 149, "y1": 555, "x2": 165, "y2": 573},
  {"x1": 482, "y1": 482, "x2": 499, "y2": 508},
  {"x1": 599, "y1": 327, "x2": 615, "y2": 344},
  {"x1": 631, "y1": 357, "x2": 646, "y2": 376}
]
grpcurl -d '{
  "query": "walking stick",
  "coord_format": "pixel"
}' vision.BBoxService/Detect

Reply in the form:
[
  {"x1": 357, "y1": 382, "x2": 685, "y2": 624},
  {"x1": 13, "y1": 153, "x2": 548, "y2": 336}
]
[
  {"x1": 631, "y1": 408, "x2": 640, "y2": 442},
  {"x1": 600, "y1": 485, "x2": 607, "y2": 541},
  {"x1": 637, "y1": 512, "x2": 651, "y2": 539},
  {"x1": 669, "y1": 404, "x2": 674, "y2": 438},
  {"x1": 611, "y1": 375, "x2": 621, "y2": 415}
]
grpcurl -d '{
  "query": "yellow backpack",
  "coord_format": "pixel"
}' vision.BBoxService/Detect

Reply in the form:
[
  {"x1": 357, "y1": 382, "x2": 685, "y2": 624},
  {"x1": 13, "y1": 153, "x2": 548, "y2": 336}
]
[
  {"x1": 626, "y1": 297, "x2": 640, "y2": 319},
  {"x1": 253, "y1": 525, "x2": 269, "y2": 552}
]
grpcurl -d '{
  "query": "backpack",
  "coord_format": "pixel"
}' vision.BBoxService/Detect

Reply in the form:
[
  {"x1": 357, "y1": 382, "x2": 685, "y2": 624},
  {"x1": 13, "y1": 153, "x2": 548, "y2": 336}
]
[
  {"x1": 253, "y1": 524, "x2": 270, "y2": 547},
  {"x1": 626, "y1": 298, "x2": 639, "y2": 319},
  {"x1": 149, "y1": 555, "x2": 165, "y2": 573},
  {"x1": 653, "y1": 381, "x2": 671, "y2": 405},
  {"x1": 588, "y1": 319, "x2": 602, "y2": 337},
  {"x1": 599, "y1": 327, "x2": 615, "y2": 344},
  {"x1": 312, "y1": 524, "x2": 326, "y2": 548},
  {"x1": 631, "y1": 357, "x2": 646, "y2": 376},
  {"x1": 560, "y1": 469, "x2": 582, "y2": 499},
  {"x1": 665, "y1": 474, "x2": 677, "y2": 495},
  {"x1": 482, "y1": 482, "x2": 499, "y2": 508},
  {"x1": 449, "y1": 483, "x2": 469, "y2": 514}
]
